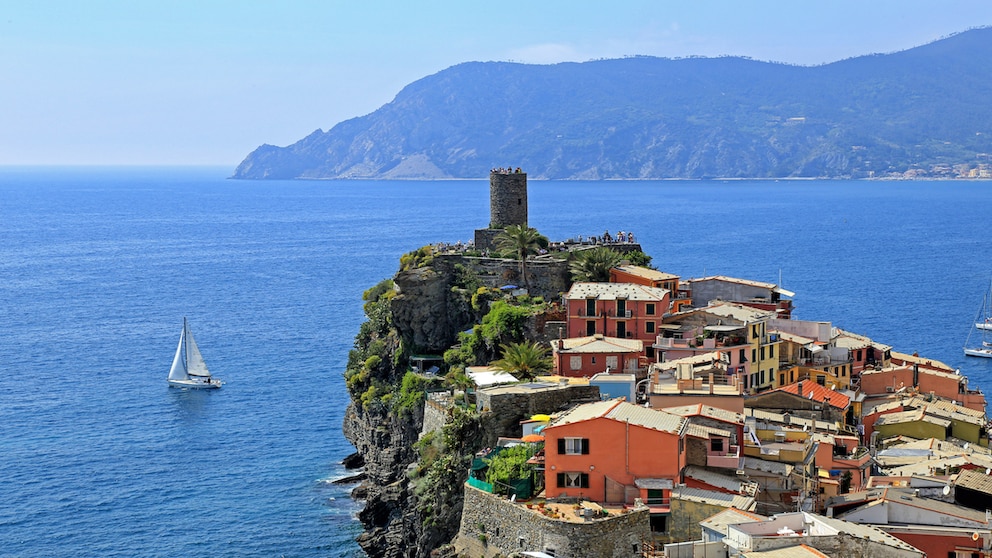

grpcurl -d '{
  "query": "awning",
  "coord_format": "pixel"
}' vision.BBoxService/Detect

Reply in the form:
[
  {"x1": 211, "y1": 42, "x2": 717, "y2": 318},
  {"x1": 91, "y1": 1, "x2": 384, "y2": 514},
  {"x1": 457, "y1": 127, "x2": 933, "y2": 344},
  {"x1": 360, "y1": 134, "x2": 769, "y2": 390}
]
[
  {"x1": 705, "y1": 325, "x2": 744, "y2": 332},
  {"x1": 634, "y1": 478, "x2": 674, "y2": 490}
]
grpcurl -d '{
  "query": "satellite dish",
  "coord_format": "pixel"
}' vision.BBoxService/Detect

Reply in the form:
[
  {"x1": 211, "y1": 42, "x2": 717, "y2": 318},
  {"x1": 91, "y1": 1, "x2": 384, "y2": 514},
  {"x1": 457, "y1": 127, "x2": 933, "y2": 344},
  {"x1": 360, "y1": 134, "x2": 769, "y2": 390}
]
[
  {"x1": 943, "y1": 485, "x2": 951, "y2": 496},
  {"x1": 986, "y1": 468, "x2": 991, "y2": 475}
]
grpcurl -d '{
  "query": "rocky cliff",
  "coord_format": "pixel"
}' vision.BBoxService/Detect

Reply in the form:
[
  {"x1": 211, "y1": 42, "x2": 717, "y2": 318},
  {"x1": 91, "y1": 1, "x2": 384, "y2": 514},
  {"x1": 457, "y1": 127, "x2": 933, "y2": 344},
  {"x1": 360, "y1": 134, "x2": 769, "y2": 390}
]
[{"x1": 341, "y1": 248, "x2": 580, "y2": 557}]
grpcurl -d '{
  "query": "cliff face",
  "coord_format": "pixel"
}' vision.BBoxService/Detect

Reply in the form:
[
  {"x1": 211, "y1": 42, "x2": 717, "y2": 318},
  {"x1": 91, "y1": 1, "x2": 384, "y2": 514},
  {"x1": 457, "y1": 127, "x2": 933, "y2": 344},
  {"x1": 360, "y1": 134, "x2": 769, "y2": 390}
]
[
  {"x1": 342, "y1": 250, "x2": 584, "y2": 556},
  {"x1": 390, "y1": 262, "x2": 475, "y2": 353}
]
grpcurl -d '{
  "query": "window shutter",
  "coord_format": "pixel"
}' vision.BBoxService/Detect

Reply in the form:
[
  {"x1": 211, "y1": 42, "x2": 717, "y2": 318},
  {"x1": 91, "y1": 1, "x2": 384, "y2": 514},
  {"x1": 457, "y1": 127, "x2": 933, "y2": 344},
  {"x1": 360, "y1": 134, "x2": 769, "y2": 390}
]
[
  {"x1": 580, "y1": 473, "x2": 590, "y2": 488},
  {"x1": 581, "y1": 439, "x2": 590, "y2": 454},
  {"x1": 558, "y1": 439, "x2": 566, "y2": 454},
  {"x1": 557, "y1": 473, "x2": 565, "y2": 488}
]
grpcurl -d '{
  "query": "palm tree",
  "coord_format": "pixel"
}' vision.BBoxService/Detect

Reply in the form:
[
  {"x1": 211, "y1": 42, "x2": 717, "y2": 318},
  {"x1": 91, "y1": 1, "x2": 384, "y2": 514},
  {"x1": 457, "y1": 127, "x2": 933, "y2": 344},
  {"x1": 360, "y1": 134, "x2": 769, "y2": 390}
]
[
  {"x1": 569, "y1": 247, "x2": 624, "y2": 282},
  {"x1": 445, "y1": 366, "x2": 474, "y2": 406},
  {"x1": 494, "y1": 225, "x2": 548, "y2": 293},
  {"x1": 492, "y1": 341, "x2": 552, "y2": 382}
]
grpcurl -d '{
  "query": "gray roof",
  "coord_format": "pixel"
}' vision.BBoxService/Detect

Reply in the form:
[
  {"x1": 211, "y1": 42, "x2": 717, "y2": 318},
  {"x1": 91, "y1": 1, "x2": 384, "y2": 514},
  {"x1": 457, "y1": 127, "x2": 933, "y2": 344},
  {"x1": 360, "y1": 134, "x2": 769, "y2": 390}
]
[
  {"x1": 699, "y1": 507, "x2": 767, "y2": 535},
  {"x1": 672, "y1": 486, "x2": 756, "y2": 511},
  {"x1": 954, "y1": 469, "x2": 992, "y2": 495},
  {"x1": 565, "y1": 281, "x2": 669, "y2": 301}
]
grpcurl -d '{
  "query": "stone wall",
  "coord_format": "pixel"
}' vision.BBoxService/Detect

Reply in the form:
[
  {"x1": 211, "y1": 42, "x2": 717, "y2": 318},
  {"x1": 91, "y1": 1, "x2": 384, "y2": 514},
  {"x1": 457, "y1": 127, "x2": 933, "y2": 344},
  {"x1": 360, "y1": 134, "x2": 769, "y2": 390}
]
[
  {"x1": 421, "y1": 392, "x2": 452, "y2": 439},
  {"x1": 455, "y1": 485, "x2": 651, "y2": 558},
  {"x1": 477, "y1": 383, "x2": 601, "y2": 439},
  {"x1": 669, "y1": 499, "x2": 730, "y2": 544},
  {"x1": 442, "y1": 254, "x2": 572, "y2": 302}
]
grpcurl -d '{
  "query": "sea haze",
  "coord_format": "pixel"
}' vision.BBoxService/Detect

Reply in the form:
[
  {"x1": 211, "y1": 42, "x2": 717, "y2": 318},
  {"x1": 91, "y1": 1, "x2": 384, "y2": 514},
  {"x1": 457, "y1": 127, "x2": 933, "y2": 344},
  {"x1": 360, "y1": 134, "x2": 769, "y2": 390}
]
[{"x1": 1, "y1": 167, "x2": 990, "y2": 556}]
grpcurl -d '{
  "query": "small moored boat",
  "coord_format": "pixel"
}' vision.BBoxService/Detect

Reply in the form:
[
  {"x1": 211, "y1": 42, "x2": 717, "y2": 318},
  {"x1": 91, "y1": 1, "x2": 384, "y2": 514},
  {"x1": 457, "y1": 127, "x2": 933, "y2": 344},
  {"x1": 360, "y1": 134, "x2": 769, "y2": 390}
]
[
  {"x1": 168, "y1": 318, "x2": 222, "y2": 388},
  {"x1": 964, "y1": 281, "x2": 992, "y2": 358}
]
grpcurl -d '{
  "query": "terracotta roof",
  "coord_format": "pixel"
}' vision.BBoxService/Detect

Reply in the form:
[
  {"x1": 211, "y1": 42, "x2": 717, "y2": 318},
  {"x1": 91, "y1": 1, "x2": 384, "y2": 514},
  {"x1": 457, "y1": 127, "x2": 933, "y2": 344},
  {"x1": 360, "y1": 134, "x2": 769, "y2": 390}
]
[
  {"x1": 612, "y1": 265, "x2": 679, "y2": 281},
  {"x1": 661, "y1": 403, "x2": 744, "y2": 424},
  {"x1": 771, "y1": 380, "x2": 851, "y2": 409}
]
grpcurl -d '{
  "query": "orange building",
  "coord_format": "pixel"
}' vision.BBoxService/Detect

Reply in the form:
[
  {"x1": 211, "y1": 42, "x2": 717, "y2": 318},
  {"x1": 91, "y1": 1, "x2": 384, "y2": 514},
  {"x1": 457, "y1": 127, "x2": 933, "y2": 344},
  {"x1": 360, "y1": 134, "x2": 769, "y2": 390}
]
[
  {"x1": 551, "y1": 334, "x2": 643, "y2": 377},
  {"x1": 609, "y1": 265, "x2": 690, "y2": 313},
  {"x1": 542, "y1": 400, "x2": 687, "y2": 511},
  {"x1": 860, "y1": 364, "x2": 986, "y2": 413}
]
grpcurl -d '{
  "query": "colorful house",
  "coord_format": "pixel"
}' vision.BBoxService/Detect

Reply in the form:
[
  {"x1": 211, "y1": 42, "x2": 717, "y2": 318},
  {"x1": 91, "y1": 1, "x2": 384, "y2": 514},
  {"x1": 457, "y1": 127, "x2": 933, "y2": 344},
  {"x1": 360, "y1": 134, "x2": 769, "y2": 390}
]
[
  {"x1": 685, "y1": 275, "x2": 794, "y2": 319},
  {"x1": 860, "y1": 363, "x2": 987, "y2": 413},
  {"x1": 745, "y1": 380, "x2": 852, "y2": 426},
  {"x1": 542, "y1": 399, "x2": 687, "y2": 512},
  {"x1": 551, "y1": 334, "x2": 643, "y2": 377},
  {"x1": 564, "y1": 282, "x2": 671, "y2": 346},
  {"x1": 609, "y1": 265, "x2": 690, "y2": 313}
]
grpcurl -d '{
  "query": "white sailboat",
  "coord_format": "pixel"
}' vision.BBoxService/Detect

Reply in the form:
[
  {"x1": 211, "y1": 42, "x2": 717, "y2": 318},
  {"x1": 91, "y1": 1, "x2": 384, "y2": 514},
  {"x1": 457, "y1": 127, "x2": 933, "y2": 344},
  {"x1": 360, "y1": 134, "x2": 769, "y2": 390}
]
[
  {"x1": 168, "y1": 318, "x2": 222, "y2": 388},
  {"x1": 964, "y1": 281, "x2": 992, "y2": 358}
]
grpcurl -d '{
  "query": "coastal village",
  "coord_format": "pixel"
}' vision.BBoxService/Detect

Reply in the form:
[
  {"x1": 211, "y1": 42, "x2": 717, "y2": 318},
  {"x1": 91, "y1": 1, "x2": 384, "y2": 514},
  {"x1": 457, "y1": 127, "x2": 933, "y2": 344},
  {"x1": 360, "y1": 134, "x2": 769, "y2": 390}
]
[{"x1": 346, "y1": 170, "x2": 992, "y2": 558}]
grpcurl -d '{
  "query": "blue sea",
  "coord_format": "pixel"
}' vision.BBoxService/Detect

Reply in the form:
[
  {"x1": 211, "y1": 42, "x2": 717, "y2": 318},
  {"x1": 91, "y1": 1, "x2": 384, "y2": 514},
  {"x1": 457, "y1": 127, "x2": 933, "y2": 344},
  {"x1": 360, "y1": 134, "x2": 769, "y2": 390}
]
[{"x1": 1, "y1": 167, "x2": 991, "y2": 557}]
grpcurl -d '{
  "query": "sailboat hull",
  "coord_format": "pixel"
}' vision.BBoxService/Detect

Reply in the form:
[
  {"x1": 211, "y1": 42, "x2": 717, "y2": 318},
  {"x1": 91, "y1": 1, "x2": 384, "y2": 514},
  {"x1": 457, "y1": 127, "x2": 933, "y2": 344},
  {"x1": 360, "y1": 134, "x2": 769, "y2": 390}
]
[
  {"x1": 168, "y1": 377, "x2": 222, "y2": 389},
  {"x1": 964, "y1": 347, "x2": 992, "y2": 358}
]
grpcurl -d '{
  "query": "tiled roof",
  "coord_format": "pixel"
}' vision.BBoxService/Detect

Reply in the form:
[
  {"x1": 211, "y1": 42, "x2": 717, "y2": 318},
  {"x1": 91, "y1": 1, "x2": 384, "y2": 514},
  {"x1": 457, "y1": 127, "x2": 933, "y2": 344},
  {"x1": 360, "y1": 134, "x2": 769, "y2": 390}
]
[
  {"x1": 685, "y1": 422, "x2": 732, "y2": 439},
  {"x1": 661, "y1": 403, "x2": 744, "y2": 424},
  {"x1": 889, "y1": 350, "x2": 955, "y2": 371},
  {"x1": 672, "y1": 486, "x2": 756, "y2": 511},
  {"x1": 548, "y1": 400, "x2": 686, "y2": 435},
  {"x1": 954, "y1": 469, "x2": 992, "y2": 495},
  {"x1": 685, "y1": 466, "x2": 758, "y2": 495},
  {"x1": 771, "y1": 380, "x2": 851, "y2": 409},
  {"x1": 612, "y1": 265, "x2": 679, "y2": 282},
  {"x1": 700, "y1": 302, "x2": 777, "y2": 322},
  {"x1": 875, "y1": 408, "x2": 952, "y2": 428},
  {"x1": 699, "y1": 507, "x2": 767, "y2": 535},
  {"x1": 689, "y1": 275, "x2": 777, "y2": 290},
  {"x1": 565, "y1": 281, "x2": 669, "y2": 301},
  {"x1": 740, "y1": 546, "x2": 829, "y2": 558},
  {"x1": 832, "y1": 328, "x2": 892, "y2": 352},
  {"x1": 742, "y1": 456, "x2": 793, "y2": 475},
  {"x1": 556, "y1": 335, "x2": 643, "y2": 353}
]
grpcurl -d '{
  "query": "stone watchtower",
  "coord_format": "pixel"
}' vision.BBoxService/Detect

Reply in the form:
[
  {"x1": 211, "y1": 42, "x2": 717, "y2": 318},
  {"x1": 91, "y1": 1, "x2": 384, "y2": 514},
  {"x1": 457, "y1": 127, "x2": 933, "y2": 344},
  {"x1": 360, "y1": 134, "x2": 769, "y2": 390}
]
[{"x1": 475, "y1": 170, "x2": 528, "y2": 251}]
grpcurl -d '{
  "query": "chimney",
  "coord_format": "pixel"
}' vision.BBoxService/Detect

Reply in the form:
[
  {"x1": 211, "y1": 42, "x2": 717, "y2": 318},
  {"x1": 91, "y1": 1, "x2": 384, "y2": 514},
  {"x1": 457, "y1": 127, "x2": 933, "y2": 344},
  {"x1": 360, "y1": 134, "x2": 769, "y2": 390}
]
[{"x1": 798, "y1": 381, "x2": 803, "y2": 398}]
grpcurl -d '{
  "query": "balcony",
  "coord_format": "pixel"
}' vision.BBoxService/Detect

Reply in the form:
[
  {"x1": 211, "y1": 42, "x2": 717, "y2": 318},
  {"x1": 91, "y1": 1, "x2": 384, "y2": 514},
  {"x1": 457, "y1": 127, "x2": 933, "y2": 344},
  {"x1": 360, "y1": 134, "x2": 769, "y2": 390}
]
[
  {"x1": 576, "y1": 309, "x2": 602, "y2": 318},
  {"x1": 707, "y1": 445, "x2": 743, "y2": 469}
]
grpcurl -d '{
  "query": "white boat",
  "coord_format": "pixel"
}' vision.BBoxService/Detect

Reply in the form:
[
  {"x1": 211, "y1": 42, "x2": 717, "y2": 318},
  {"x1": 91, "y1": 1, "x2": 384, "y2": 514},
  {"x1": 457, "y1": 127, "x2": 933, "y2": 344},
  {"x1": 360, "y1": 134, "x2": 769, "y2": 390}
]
[
  {"x1": 964, "y1": 281, "x2": 992, "y2": 358},
  {"x1": 168, "y1": 318, "x2": 222, "y2": 388}
]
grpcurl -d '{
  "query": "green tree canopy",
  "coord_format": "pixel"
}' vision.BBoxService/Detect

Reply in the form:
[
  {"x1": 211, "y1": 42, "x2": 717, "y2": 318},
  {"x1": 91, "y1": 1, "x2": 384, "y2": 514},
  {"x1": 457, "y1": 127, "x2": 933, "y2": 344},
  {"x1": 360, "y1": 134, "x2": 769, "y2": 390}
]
[
  {"x1": 492, "y1": 341, "x2": 552, "y2": 382},
  {"x1": 569, "y1": 247, "x2": 624, "y2": 282},
  {"x1": 494, "y1": 225, "x2": 548, "y2": 293}
]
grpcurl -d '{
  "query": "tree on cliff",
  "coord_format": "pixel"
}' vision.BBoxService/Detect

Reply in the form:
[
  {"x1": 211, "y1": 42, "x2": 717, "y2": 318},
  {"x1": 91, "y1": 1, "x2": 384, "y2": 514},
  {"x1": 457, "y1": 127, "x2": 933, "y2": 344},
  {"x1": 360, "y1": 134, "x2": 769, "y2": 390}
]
[
  {"x1": 494, "y1": 225, "x2": 548, "y2": 293},
  {"x1": 492, "y1": 341, "x2": 551, "y2": 382},
  {"x1": 569, "y1": 247, "x2": 624, "y2": 282}
]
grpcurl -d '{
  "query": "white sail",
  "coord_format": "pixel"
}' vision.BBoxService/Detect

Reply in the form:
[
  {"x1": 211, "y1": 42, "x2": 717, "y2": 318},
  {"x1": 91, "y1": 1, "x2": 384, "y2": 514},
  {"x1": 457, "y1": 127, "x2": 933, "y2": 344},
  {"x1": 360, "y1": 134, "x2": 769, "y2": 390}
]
[
  {"x1": 168, "y1": 327, "x2": 189, "y2": 380},
  {"x1": 184, "y1": 325, "x2": 211, "y2": 378},
  {"x1": 965, "y1": 280, "x2": 992, "y2": 358}
]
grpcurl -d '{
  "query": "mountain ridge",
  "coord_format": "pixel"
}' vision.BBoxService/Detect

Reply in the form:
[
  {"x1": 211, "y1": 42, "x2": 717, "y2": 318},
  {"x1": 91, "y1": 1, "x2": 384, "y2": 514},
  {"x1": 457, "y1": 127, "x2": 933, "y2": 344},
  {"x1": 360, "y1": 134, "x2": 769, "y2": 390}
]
[{"x1": 233, "y1": 27, "x2": 992, "y2": 180}]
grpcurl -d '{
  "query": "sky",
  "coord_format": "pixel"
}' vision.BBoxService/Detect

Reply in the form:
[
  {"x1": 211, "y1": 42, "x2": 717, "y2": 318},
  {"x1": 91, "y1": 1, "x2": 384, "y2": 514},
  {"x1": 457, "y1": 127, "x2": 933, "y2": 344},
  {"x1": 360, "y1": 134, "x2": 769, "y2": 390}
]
[{"x1": 3, "y1": 1, "x2": 992, "y2": 167}]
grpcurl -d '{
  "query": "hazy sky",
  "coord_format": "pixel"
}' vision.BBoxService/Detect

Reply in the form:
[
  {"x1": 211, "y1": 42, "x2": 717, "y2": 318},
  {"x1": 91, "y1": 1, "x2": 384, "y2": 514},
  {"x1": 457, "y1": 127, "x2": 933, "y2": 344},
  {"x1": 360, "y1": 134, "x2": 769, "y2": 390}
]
[{"x1": 3, "y1": 1, "x2": 992, "y2": 166}]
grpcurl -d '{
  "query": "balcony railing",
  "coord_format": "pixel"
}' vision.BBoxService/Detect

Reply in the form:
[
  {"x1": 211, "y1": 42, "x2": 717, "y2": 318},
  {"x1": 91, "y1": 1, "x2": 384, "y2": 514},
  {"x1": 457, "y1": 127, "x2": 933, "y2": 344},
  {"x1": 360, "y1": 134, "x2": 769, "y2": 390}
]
[{"x1": 707, "y1": 445, "x2": 743, "y2": 469}]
